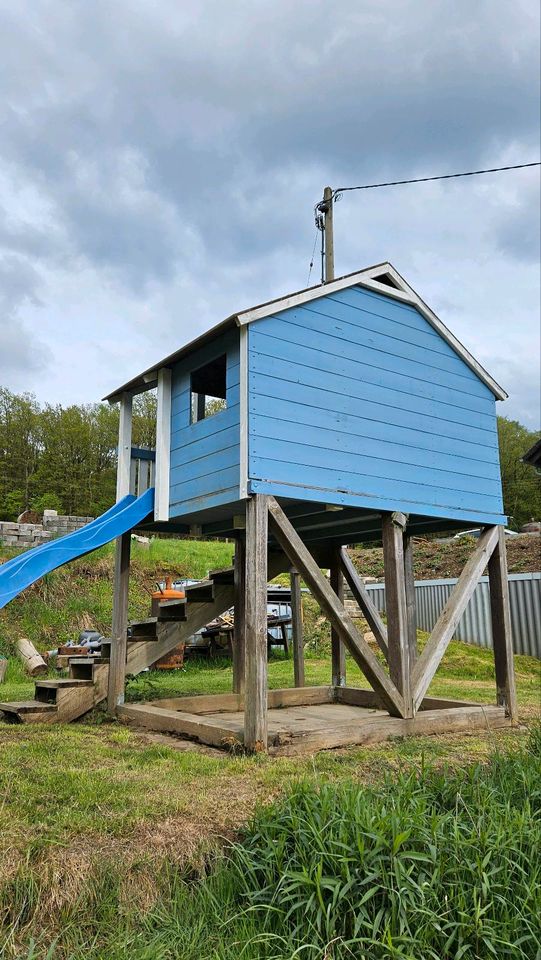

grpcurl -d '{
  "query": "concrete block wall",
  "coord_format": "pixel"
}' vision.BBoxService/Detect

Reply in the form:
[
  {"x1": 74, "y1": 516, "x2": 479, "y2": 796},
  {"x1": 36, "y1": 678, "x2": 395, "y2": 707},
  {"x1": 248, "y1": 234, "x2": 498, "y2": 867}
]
[
  {"x1": 42, "y1": 511, "x2": 94, "y2": 536},
  {"x1": 0, "y1": 513, "x2": 94, "y2": 547}
]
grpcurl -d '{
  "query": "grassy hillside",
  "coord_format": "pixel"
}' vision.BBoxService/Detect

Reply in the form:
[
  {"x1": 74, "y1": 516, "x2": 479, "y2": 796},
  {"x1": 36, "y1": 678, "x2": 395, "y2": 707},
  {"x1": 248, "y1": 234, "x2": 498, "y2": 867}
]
[{"x1": 0, "y1": 538, "x2": 234, "y2": 657}]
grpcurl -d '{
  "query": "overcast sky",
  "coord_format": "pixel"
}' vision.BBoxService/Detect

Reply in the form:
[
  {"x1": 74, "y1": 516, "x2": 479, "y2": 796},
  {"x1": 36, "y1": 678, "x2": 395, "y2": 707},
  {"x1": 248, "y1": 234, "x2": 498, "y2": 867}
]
[{"x1": 1, "y1": 0, "x2": 540, "y2": 428}]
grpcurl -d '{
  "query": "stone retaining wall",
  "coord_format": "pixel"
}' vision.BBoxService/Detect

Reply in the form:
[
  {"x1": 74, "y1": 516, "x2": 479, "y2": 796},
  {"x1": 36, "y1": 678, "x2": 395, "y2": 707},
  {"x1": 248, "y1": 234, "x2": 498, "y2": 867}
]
[{"x1": 0, "y1": 512, "x2": 94, "y2": 547}]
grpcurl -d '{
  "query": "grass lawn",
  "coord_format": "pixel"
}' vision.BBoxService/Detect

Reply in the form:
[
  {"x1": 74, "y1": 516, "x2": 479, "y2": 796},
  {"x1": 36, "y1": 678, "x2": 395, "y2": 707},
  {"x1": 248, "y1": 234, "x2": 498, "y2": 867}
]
[
  {"x1": 1, "y1": 642, "x2": 540, "y2": 957},
  {"x1": 1, "y1": 540, "x2": 539, "y2": 957}
]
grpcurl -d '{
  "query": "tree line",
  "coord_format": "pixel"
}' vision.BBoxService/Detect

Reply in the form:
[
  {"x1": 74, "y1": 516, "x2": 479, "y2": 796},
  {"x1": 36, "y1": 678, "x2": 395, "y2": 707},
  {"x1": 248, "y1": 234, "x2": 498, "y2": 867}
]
[
  {"x1": 0, "y1": 388, "x2": 156, "y2": 520},
  {"x1": 0, "y1": 387, "x2": 539, "y2": 527}
]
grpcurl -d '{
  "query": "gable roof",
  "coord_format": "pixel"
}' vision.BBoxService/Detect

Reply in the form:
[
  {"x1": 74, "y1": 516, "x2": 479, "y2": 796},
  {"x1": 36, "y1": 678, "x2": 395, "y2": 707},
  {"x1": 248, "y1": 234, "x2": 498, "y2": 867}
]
[{"x1": 103, "y1": 261, "x2": 507, "y2": 402}]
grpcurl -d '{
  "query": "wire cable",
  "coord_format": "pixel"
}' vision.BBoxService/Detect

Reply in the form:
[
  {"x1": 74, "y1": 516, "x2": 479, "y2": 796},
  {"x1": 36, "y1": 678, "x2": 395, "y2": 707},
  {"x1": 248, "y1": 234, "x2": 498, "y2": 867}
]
[
  {"x1": 306, "y1": 228, "x2": 319, "y2": 286},
  {"x1": 332, "y1": 161, "x2": 540, "y2": 201}
]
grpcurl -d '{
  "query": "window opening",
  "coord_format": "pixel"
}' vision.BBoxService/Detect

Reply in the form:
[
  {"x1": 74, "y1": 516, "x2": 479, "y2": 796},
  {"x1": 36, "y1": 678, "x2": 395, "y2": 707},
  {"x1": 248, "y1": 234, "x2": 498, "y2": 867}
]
[{"x1": 190, "y1": 354, "x2": 227, "y2": 423}]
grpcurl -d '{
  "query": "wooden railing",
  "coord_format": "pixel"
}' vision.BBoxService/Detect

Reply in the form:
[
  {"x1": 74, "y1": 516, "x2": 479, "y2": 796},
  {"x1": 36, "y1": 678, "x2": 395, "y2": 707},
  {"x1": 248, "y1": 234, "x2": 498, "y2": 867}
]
[{"x1": 130, "y1": 447, "x2": 156, "y2": 497}]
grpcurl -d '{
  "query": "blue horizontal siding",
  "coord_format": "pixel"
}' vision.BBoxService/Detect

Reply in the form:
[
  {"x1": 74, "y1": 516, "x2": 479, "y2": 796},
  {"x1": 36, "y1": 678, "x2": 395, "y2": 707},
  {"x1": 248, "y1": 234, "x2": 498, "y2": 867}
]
[
  {"x1": 250, "y1": 414, "x2": 501, "y2": 479},
  {"x1": 169, "y1": 329, "x2": 240, "y2": 519},
  {"x1": 250, "y1": 336, "x2": 495, "y2": 422},
  {"x1": 248, "y1": 284, "x2": 504, "y2": 523},
  {"x1": 250, "y1": 399, "x2": 497, "y2": 462},
  {"x1": 249, "y1": 479, "x2": 506, "y2": 527}
]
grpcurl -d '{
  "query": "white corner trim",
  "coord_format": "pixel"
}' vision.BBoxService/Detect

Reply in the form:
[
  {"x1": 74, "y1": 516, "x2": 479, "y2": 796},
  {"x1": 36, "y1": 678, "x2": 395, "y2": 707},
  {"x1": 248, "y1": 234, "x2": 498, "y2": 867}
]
[
  {"x1": 239, "y1": 325, "x2": 249, "y2": 499},
  {"x1": 154, "y1": 368, "x2": 172, "y2": 521},
  {"x1": 116, "y1": 392, "x2": 133, "y2": 501},
  {"x1": 235, "y1": 262, "x2": 507, "y2": 400}
]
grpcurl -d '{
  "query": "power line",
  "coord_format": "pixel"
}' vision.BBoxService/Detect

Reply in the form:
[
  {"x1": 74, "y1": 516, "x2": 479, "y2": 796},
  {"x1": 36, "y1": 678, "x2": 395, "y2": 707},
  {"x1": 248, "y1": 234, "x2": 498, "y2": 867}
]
[
  {"x1": 306, "y1": 228, "x2": 319, "y2": 286},
  {"x1": 331, "y1": 161, "x2": 541, "y2": 201}
]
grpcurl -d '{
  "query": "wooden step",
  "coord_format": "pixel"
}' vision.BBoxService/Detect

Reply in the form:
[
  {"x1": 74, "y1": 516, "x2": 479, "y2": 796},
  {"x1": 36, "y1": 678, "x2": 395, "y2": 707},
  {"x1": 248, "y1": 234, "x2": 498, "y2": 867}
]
[
  {"x1": 36, "y1": 679, "x2": 94, "y2": 689},
  {"x1": 157, "y1": 598, "x2": 188, "y2": 622},
  {"x1": 0, "y1": 700, "x2": 57, "y2": 717},
  {"x1": 68, "y1": 658, "x2": 99, "y2": 681},
  {"x1": 184, "y1": 581, "x2": 214, "y2": 603},
  {"x1": 129, "y1": 618, "x2": 158, "y2": 640},
  {"x1": 209, "y1": 567, "x2": 234, "y2": 585}
]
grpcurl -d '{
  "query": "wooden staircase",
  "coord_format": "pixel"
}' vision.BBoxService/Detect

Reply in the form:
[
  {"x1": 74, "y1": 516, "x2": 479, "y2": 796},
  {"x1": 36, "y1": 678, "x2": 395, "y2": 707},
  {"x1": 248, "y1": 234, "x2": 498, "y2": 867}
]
[{"x1": 0, "y1": 568, "x2": 237, "y2": 724}]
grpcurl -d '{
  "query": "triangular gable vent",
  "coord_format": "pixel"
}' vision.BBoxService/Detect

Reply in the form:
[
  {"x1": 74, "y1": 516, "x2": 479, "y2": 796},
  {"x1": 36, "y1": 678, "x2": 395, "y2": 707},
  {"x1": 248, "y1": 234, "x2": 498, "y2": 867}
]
[{"x1": 369, "y1": 271, "x2": 401, "y2": 289}]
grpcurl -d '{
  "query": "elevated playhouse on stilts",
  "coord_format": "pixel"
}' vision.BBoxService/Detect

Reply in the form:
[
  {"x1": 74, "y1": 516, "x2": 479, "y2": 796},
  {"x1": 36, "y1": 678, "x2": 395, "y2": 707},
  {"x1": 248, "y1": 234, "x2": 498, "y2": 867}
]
[{"x1": 1, "y1": 263, "x2": 517, "y2": 753}]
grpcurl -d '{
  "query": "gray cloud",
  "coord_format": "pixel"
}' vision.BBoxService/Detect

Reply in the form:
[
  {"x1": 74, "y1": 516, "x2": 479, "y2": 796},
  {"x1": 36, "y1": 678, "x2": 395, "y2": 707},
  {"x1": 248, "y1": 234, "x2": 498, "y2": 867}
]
[
  {"x1": 0, "y1": 0, "x2": 539, "y2": 423},
  {"x1": 0, "y1": 255, "x2": 52, "y2": 380}
]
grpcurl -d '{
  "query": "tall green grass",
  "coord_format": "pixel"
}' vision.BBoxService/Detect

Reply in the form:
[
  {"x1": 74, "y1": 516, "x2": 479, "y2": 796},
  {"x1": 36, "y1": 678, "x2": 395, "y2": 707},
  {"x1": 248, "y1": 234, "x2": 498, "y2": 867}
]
[{"x1": 15, "y1": 728, "x2": 541, "y2": 960}]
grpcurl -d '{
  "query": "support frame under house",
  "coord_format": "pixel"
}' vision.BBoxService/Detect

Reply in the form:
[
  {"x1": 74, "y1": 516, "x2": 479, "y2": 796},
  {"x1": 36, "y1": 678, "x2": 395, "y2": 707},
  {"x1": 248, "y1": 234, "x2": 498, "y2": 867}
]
[{"x1": 104, "y1": 262, "x2": 517, "y2": 754}]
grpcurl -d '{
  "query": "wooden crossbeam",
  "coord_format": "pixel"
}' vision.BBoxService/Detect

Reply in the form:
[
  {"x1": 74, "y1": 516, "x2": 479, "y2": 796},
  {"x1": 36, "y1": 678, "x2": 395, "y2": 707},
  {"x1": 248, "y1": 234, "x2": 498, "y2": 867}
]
[
  {"x1": 267, "y1": 497, "x2": 405, "y2": 718},
  {"x1": 411, "y1": 525, "x2": 499, "y2": 710},
  {"x1": 339, "y1": 547, "x2": 389, "y2": 658}
]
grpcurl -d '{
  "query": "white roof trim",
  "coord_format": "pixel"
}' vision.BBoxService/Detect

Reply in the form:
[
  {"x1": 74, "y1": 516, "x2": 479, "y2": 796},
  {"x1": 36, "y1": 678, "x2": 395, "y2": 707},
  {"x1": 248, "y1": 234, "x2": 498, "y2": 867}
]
[{"x1": 235, "y1": 262, "x2": 507, "y2": 401}]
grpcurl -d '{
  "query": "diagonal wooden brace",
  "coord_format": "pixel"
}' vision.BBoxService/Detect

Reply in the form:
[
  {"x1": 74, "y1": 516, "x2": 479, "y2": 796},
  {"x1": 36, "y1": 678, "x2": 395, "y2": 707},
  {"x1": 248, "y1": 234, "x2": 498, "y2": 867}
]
[
  {"x1": 339, "y1": 547, "x2": 389, "y2": 659},
  {"x1": 267, "y1": 497, "x2": 406, "y2": 718},
  {"x1": 411, "y1": 525, "x2": 499, "y2": 711}
]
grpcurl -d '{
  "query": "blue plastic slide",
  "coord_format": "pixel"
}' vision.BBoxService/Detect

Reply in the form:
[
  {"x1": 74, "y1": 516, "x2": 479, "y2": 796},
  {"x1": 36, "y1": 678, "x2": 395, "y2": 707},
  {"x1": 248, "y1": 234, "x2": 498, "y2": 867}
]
[{"x1": 0, "y1": 488, "x2": 154, "y2": 609}]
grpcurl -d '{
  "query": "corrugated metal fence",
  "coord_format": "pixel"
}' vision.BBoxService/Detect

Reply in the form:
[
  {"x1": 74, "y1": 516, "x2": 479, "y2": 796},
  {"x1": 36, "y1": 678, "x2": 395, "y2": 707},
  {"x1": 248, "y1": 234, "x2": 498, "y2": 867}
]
[{"x1": 364, "y1": 573, "x2": 541, "y2": 659}]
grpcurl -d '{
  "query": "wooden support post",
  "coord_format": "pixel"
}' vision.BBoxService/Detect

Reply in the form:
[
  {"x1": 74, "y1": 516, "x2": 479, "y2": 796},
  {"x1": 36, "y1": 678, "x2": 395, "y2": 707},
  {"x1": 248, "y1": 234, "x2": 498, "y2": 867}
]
[
  {"x1": 290, "y1": 568, "x2": 304, "y2": 687},
  {"x1": 267, "y1": 497, "x2": 405, "y2": 717},
  {"x1": 244, "y1": 495, "x2": 269, "y2": 751},
  {"x1": 403, "y1": 534, "x2": 417, "y2": 672},
  {"x1": 108, "y1": 389, "x2": 134, "y2": 714},
  {"x1": 107, "y1": 530, "x2": 131, "y2": 713},
  {"x1": 330, "y1": 548, "x2": 346, "y2": 687},
  {"x1": 382, "y1": 513, "x2": 413, "y2": 718},
  {"x1": 232, "y1": 534, "x2": 246, "y2": 695},
  {"x1": 488, "y1": 526, "x2": 518, "y2": 721}
]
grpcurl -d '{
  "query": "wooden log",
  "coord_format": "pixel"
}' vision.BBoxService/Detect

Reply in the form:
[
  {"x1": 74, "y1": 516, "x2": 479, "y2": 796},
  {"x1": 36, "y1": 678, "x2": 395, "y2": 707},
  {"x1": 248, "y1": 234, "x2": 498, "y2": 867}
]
[
  {"x1": 403, "y1": 533, "x2": 417, "y2": 671},
  {"x1": 382, "y1": 514, "x2": 413, "y2": 717},
  {"x1": 107, "y1": 530, "x2": 131, "y2": 713},
  {"x1": 412, "y1": 524, "x2": 499, "y2": 710},
  {"x1": 16, "y1": 638, "x2": 47, "y2": 677},
  {"x1": 267, "y1": 497, "x2": 405, "y2": 717},
  {"x1": 232, "y1": 534, "x2": 246, "y2": 694},
  {"x1": 339, "y1": 547, "x2": 389, "y2": 658},
  {"x1": 244, "y1": 495, "x2": 269, "y2": 752},
  {"x1": 0, "y1": 658, "x2": 7, "y2": 684},
  {"x1": 290, "y1": 568, "x2": 305, "y2": 687},
  {"x1": 330, "y1": 548, "x2": 346, "y2": 686},
  {"x1": 488, "y1": 526, "x2": 518, "y2": 721}
]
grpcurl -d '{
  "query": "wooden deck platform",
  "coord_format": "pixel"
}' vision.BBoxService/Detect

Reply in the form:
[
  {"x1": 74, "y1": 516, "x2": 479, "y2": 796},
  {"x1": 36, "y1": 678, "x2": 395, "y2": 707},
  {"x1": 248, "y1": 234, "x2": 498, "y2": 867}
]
[{"x1": 118, "y1": 687, "x2": 510, "y2": 756}]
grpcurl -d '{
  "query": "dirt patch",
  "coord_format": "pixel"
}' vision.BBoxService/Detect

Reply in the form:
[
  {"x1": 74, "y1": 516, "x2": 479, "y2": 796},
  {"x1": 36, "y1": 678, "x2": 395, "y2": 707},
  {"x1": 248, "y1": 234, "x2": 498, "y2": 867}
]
[{"x1": 350, "y1": 533, "x2": 540, "y2": 581}]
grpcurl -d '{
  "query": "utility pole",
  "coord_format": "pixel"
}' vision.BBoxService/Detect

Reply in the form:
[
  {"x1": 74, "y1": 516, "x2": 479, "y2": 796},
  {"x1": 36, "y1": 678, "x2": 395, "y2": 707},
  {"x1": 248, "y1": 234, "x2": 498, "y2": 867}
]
[
  {"x1": 323, "y1": 186, "x2": 334, "y2": 282},
  {"x1": 316, "y1": 187, "x2": 335, "y2": 283}
]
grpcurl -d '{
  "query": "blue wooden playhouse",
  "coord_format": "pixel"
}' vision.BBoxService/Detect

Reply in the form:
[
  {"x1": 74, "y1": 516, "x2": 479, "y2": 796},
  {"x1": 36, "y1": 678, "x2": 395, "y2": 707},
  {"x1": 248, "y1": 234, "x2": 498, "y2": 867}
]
[{"x1": 104, "y1": 262, "x2": 517, "y2": 754}]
